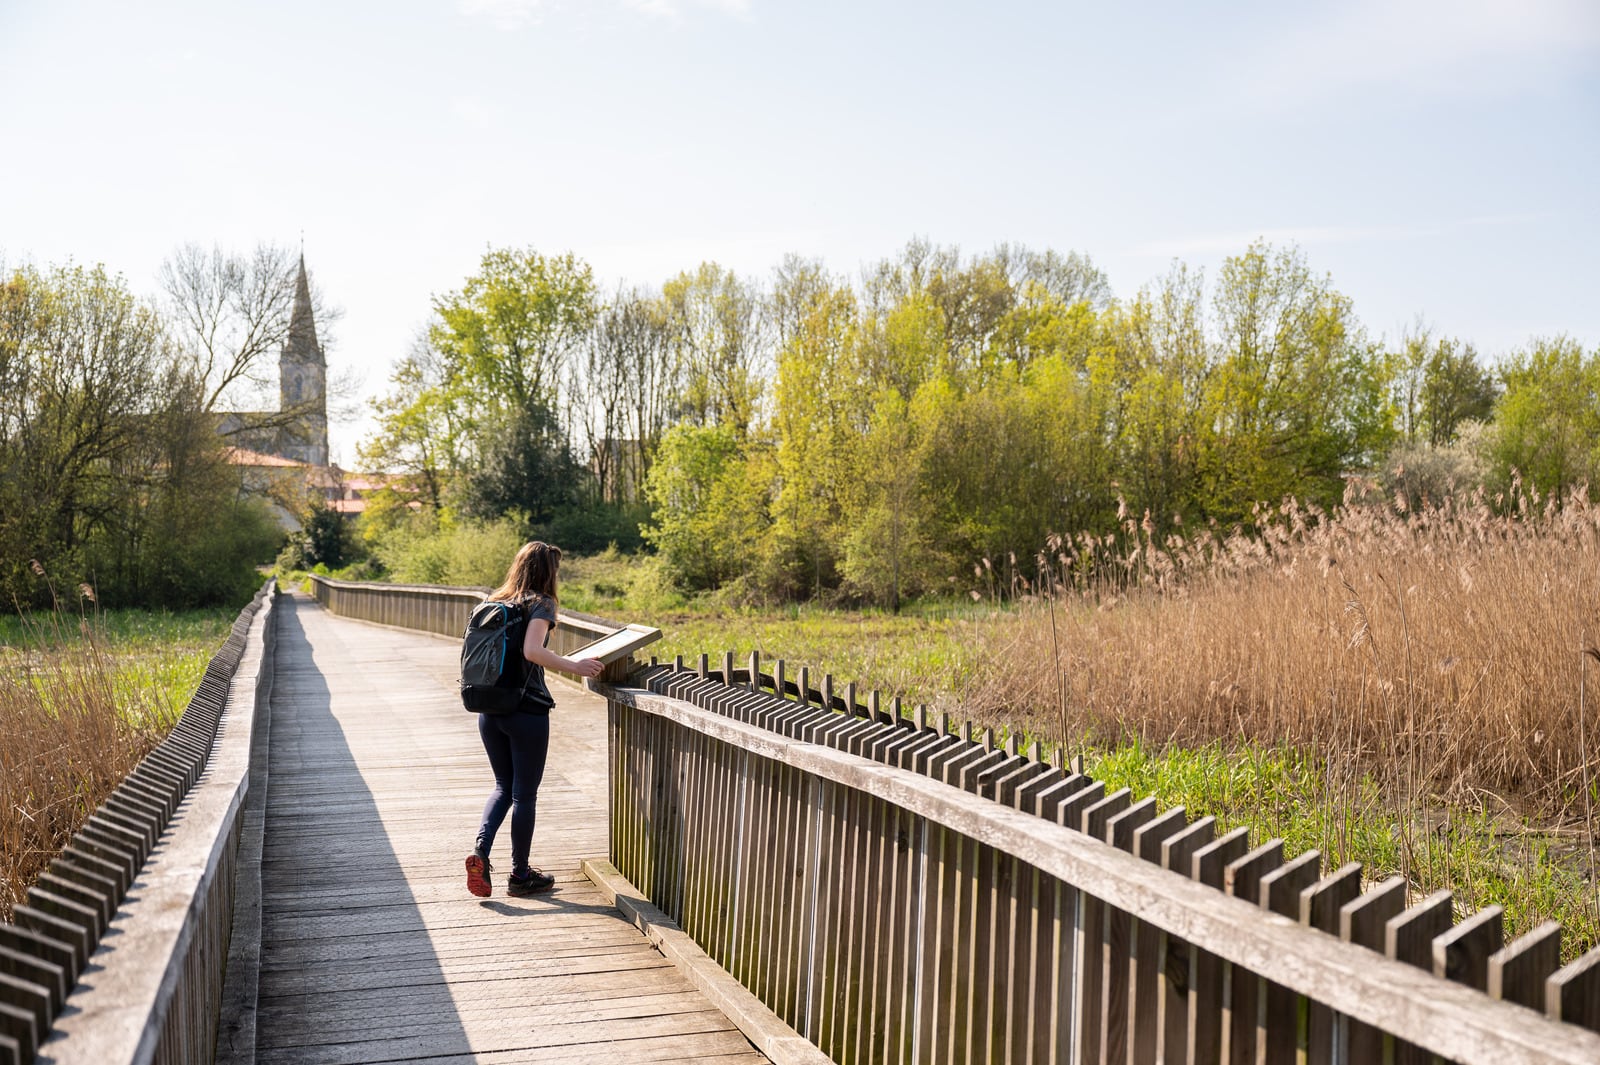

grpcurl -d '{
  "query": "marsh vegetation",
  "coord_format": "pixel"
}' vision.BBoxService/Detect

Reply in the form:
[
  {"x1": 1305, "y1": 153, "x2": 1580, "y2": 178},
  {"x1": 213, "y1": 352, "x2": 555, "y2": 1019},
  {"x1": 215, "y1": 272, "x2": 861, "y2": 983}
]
[
  {"x1": 560, "y1": 486, "x2": 1600, "y2": 954},
  {"x1": 0, "y1": 593, "x2": 234, "y2": 920}
]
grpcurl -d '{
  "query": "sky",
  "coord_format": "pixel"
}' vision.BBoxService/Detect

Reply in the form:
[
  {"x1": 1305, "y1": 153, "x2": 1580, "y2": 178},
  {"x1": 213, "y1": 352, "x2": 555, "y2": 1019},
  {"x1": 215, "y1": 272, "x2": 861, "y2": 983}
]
[{"x1": 2, "y1": 0, "x2": 1597, "y2": 465}]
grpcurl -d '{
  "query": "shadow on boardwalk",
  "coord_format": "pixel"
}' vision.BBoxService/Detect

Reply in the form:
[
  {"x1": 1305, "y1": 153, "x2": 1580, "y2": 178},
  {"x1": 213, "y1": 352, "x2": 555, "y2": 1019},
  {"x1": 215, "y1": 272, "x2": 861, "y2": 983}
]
[{"x1": 256, "y1": 594, "x2": 474, "y2": 1063}]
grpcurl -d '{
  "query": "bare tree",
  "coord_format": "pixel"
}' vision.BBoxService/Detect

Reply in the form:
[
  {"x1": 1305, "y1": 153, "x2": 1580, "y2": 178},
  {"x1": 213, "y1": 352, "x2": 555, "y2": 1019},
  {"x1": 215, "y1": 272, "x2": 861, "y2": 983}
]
[
  {"x1": 572, "y1": 286, "x2": 676, "y2": 504},
  {"x1": 570, "y1": 290, "x2": 630, "y2": 503},
  {"x1": 661, "y1": 263, "x2": 770, "y2": 437},
  {"x1": 770, "y1": 254, "x2": 832, "y2": 351},
  {"x1": 994, "y1": 243, "x2": 1112, "y2": 309},
  {"x1": 159, "y1": 241, "x2": 343, "y2": 419}
]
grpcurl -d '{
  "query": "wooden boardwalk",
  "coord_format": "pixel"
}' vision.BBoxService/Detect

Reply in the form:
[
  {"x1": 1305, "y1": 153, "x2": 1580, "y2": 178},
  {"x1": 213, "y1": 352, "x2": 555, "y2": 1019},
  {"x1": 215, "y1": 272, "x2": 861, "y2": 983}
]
[{"x1": 255, "y1": 593, "x2": 768, "y2": 1064}]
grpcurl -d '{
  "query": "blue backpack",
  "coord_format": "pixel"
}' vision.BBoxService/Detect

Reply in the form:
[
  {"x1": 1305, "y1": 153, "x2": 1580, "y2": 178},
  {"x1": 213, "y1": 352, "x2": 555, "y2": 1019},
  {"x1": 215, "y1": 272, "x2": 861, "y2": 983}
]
[{"x1": 460, "y1": 600, "x2": 528, "y2": 713}]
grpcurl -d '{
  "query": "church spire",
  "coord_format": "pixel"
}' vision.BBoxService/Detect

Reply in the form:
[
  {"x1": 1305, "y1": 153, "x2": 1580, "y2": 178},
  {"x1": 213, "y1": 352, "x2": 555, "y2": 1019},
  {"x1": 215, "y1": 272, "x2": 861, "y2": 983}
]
[
  {"x1": 287, "y1": 254, "x2": 321, "y2": 362},
  {"x1": 277, "y1": 252, "x2": 330, "y2": 467}
]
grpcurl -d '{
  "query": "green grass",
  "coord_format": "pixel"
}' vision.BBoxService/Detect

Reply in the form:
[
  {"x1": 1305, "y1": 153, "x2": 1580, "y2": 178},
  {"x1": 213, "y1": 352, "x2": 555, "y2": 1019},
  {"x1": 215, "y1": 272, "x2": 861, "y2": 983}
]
[
  {"x1": 0, "y1": 605, "x2": 237, "y2": 721},
  {"x1": 651, "y1": 608, "x2": 989, "y2": 704},
  {"x1": 0, "y1": 605, "x2": 236, "y2": 650},
  {"x1": 1081, "y1": 740, "x2": 1599, "y2": 960},
  {"x1": 561, "y1": 547, "x2": 1012, "y2": 704}
]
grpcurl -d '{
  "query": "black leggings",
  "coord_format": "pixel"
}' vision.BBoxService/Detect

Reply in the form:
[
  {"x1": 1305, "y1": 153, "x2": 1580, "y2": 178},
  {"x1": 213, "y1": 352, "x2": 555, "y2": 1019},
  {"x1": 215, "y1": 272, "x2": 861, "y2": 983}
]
[{"x1": 475, "y1": 711, "x2": 550, "y2": 877}]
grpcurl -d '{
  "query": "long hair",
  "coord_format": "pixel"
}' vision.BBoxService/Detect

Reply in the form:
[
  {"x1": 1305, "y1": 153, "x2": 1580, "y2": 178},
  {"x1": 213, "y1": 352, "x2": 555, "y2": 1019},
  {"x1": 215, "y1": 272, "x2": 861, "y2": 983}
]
[{"x1": 489, "y1": 541, "x2": 561, "y2": 608}]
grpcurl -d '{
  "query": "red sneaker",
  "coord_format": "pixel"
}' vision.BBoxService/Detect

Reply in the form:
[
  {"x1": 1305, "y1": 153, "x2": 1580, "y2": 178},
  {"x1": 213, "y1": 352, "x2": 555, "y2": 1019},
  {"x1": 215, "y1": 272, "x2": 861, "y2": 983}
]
[{"x1": 465, "y1": 853, "x2": 492, "y2": 897}]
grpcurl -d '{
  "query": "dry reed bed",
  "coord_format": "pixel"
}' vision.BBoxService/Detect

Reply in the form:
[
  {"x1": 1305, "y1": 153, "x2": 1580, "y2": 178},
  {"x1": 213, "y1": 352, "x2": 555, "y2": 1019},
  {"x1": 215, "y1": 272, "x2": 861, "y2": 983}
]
[
  {"x1": 0, "y1": 615, "x2": 176, "y2": 922},
  {"x1": 969, "y1": 487, "x2": 1600, "y2": 819}
]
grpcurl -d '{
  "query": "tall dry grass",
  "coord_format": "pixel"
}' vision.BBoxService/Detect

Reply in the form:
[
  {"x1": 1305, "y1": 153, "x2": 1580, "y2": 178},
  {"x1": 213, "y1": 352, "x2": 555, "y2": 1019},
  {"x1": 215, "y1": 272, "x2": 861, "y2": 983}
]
[
  {"x1": 0, "y1": 582, "x2": 180, "y2": 921},
  {"x1": 968, "y1": 482, "x2": 1600, "y2": 820},
  {"x1": 960, "y1": 484, "x2": 1600, "y2": 947}
]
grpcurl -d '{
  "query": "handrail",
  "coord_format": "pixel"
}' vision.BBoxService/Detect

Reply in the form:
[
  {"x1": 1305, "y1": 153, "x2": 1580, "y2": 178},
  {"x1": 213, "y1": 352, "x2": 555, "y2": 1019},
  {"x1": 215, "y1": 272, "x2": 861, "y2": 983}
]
[
  {"x1": 594, "y1": 659, "x2": 1600, "y2": 1065},
  {"x1": 305, "y1": 574, "x2": 617, "y2": 660},
  {"x1": 1, "y1": 582, "x2": 276, "y2": 1065}
]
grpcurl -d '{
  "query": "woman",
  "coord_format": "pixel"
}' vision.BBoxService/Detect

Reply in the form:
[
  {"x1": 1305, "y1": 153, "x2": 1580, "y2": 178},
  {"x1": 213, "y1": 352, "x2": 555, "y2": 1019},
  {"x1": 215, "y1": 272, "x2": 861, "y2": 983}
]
[{"x1": 465, "y1": 541, "x2": 602, "y2": 898}]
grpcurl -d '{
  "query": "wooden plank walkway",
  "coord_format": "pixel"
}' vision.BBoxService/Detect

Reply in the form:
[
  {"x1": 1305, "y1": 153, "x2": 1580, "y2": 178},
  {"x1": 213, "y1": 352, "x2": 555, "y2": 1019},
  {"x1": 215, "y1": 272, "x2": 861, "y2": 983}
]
[{"x1": 255, "y1": 592, "x2": 769, "y2": 1064}]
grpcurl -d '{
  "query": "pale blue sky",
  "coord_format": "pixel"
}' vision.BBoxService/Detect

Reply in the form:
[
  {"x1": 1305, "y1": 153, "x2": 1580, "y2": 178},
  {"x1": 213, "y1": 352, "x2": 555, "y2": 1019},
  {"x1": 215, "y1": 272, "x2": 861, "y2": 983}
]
[{"x1": 2, "y1": 0, "x2": 1596, "y2": 463}]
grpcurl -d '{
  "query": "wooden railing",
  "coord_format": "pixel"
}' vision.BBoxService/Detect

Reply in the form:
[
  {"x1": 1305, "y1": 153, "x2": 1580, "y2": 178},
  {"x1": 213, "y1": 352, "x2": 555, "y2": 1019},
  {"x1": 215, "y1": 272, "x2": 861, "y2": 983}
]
[
  {"x1": 594, "y1": 653, "x2": 1600, "y2": 1065},
  {"x1": 1, "y1": 582, "x2": 277, "y2": 1065},
  {"x1": 306, "y1": 575, "x2": 616, "y2": 659}
]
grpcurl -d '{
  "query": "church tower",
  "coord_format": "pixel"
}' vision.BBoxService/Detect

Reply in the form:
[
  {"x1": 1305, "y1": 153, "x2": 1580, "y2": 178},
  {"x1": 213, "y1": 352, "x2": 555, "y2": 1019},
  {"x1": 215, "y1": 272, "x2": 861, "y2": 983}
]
[{"x1": 278, "y1": 256, "x2": 329, "y2": 466}]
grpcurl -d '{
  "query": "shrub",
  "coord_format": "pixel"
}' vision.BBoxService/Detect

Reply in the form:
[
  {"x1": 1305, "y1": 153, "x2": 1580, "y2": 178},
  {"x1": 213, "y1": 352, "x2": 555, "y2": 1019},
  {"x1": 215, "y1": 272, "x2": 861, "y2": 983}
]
[
  {"x1": 1377, "y1": 430, "x2": 1488, "y2": 512},
  {"x1": 642, "y1": 424, "x2": 772, "y2": 591},
  {"x1": 538, "y1": 501, "x2": 650, "y2": 555},
  {"x1": 365, "y1": 510, "x2": 526, "y2": 588}
]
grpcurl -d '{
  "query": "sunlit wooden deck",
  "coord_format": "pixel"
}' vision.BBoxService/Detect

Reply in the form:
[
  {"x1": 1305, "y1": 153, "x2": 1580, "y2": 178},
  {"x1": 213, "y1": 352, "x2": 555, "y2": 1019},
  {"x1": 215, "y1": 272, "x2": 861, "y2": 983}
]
[{"x1": 255, "y1": 593, "x2": 767, "y2": 1064}]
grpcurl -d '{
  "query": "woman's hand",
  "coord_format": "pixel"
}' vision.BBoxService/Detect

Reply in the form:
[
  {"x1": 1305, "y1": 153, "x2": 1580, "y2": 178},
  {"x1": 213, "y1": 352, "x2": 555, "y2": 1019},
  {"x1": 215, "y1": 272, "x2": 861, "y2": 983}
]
[{"x1": 567, "y1": 656, "x2": 604, "y2": 678}]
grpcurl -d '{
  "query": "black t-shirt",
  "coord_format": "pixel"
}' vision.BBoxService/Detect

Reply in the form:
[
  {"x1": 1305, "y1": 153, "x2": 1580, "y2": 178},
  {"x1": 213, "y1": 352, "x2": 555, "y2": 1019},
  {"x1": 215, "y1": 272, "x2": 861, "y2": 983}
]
[{"x1": 514, "y1": 595, "x2": 558, "y2": 713}]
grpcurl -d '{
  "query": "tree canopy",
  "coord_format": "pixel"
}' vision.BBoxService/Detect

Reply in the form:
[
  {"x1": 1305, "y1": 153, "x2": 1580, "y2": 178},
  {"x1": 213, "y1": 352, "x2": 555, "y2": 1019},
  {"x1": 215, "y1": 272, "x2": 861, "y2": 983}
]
[
  {"x1": 0, "y1": 262, "x2": 280, "y2": 607},
  {"x1": 357, "y1": 238, "x2": 1595, "y2": 606}
]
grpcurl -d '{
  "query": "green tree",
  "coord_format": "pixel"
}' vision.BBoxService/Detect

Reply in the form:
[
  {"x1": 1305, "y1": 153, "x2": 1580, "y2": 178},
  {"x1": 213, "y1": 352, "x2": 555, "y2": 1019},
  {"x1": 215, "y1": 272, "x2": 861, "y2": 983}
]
[
  {"x1": 96, "y1": 357, "x2": 282, "y2": 606},
  {"x1": 1488, "y1": 336, "x2": 1600, "y2": 498},
  {"x1": 1203, "y1": 241, "x2": 1394, "y2": 520},
  {"x1": 839, "y1": 389, "x2": 936, "y2": 607},
  {"x1": 768, "y1": 276, "x2": 860, "y2": 598},
  {"x1": 300, "y1": 502, "x2": 352, "y2": 569},
  {"x1": 1422, "y1": 337, "x2": 1498, "y2": 447},
  {"x1": 0, "y1": 262, "x2": 279, "y2": 606},
  {"x1": 1393, "y1": 326, "x2": 1495, "y2": 448},
  {"x1": 860, "y1": 290, "x2": 946, "y2": 399},
  {"x1": 358, "y1": 338, "x2": 464, "y2": 512},
  {"x1": 1105, "y1": 265, "x2": 1210, "y2": 532},
  {"x1": 641, "y1": 423, "x2": 769, "y2": 591},
  {"x1": 431, "y1": 247, "x2": 596, "y2": 413},
  {"x1": 458, "y1": 402, "x2": 581, "y2": 524},
  {"x1": 364, "y1": 247, "x2": 598, "y2": 529}
]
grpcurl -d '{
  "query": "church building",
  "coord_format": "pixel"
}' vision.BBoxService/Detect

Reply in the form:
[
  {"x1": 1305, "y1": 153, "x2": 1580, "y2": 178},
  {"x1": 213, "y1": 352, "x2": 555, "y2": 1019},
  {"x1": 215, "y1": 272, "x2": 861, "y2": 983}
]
[
  {"x1": 217, "y1": 255, "x2": 330, "y2": 465},
  {"x1": 219, "y1": 256, "x2": 381, "y2": 529}
]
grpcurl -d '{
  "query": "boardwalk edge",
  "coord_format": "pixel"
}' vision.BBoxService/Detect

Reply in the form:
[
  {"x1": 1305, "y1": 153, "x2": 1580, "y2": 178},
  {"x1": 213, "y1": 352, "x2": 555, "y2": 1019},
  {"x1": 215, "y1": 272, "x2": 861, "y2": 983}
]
[{"x1": 581, "y1": 858, "x2": 831, "y2": 1065}]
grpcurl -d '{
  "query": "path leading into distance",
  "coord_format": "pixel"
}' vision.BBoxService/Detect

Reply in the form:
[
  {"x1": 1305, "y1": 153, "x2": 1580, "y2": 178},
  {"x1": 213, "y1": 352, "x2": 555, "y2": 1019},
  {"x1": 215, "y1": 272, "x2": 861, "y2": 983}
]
[{"x1": 252, "y1": 593, "x2": 767, "y2": 1064}]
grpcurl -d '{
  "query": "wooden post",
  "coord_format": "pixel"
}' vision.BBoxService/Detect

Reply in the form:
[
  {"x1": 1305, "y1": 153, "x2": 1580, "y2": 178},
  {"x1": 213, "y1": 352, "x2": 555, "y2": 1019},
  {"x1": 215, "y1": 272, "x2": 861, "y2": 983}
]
[
  {"x1": 1341, "y1": 875, "x2": 1409, "y2": 1062},
  {"x1": 1547, "y1": 948, "x2": 1600, "y2": 1032},
  {"x1": 1433, "y1": 906, "x2": 1503, "y2": 992},
  {"x1": 1488, "y1": 922, "x2": 1562, "y2": 1011}
]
